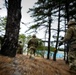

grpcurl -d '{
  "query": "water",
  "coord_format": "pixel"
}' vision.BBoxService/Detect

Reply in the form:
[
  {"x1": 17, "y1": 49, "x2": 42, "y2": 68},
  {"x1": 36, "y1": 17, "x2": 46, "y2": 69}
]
[{"x1": 44, "y1": 51, "x2": 64, "y2": 59}]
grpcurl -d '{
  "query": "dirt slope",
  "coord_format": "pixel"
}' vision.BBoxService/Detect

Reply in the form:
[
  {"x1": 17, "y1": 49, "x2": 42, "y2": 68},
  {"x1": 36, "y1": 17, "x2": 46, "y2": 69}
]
[{"x1": 0, "y1": 54, "x2": 76, "y2": 75}]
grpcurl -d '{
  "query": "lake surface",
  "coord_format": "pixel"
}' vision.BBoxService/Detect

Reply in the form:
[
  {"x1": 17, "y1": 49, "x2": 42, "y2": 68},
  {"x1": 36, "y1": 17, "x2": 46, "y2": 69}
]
[{"x1": 44, "y1": 51, "x2": 64, "y2": 59}]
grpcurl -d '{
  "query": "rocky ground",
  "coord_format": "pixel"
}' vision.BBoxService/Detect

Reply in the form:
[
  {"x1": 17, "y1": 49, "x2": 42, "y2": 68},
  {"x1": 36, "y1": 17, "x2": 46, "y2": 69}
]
[{"x1": 0, "y1": 54, "x2": 76, "y2": 75}]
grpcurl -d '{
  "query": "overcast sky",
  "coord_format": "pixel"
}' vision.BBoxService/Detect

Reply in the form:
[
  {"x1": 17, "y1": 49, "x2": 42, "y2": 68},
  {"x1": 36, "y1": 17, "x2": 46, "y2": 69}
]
[
  {"x1": 21, "y1": 0, "x2": 37, "y2": 23},
  {"x1": 0, "y1": 0, "x2": 37, "y2": 22},
  {"x1": 0, "y1": 0, "x2": 64, "y2": 41},
  {"x1": 0, "y1": 0, "x2": 41, "y2": 37},
  {"x1": 20, "y1": 0, "x2": 38, "y2": 35},
  {"x1": 0, "y1": 0, "x2": 50, "y2": 39}
]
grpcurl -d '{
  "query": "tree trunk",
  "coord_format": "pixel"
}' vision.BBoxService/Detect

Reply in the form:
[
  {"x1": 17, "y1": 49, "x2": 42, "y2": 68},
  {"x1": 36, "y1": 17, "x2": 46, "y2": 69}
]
[
  {"x1": 47, "y1": 8, "x2": 51, "y2": 59},
  {"x1": 1, "y1": 0, "x2": 22, "y2": 57},
  {"x1": 65, "y1": 0, "x2": 69, "y2": 64},
  {"x1": 53, "y1": 1, "x2": 60, "y2": 61}
]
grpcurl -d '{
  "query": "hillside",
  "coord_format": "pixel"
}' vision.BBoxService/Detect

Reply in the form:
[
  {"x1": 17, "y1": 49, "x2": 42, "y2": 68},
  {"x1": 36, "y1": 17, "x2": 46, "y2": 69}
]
[{"x1": 0, "y1": 54, "x2": 76, "y2": 75}]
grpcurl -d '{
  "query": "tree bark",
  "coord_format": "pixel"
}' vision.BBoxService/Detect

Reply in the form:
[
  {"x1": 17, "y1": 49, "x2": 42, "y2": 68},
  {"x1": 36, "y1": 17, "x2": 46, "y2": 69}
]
[
  {"x1": 47, "y1": 8, "x2": 51, "y2": 59},
  {"x1": 53, "y1": 1, "x2": 60, "y2": 61},
  {"x1": 1, "y1": 0, "x2": 22, "y2": 57}
]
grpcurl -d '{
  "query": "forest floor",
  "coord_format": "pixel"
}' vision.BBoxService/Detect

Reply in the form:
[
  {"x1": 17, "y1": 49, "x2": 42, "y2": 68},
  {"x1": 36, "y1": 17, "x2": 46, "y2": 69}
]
[{"x1": 0, "y1": 54, "x2": 76, "y2": 75}]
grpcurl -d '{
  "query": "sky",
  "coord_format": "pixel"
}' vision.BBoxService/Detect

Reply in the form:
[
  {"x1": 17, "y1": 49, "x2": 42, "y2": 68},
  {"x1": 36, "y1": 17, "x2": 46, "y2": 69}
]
[
  {"x1": 21, "y1": 0, "x2": 48, "y2": 39},
  {"x1": 0, "y1": 0, "x2": 47, "y2": 39},
  {"x1": 0, "y1": 0, "x2": 42, "y2": 37},
  {"x1": 0, "y1": 0, "x2": 64, "y2": 42}
]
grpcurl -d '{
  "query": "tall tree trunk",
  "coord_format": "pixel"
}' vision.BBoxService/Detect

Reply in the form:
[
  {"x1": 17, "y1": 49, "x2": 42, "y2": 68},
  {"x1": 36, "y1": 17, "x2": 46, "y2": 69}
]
[
  {"x1": 65, "y1": 0, "x2": 69, "y2": 22},
  {"x1": 47, "y1": 9, "x2": 51, "y2": 59},
  {"x1": 53, "y1": 1, "x2": 60, "y2": 61},
  {"x1": 1, "y1": 0, "x2": 22, "y2": 57},
  {"x1": 65, "y1": 0, "x2": 69, "y2": 64},
  {"x1": 64, "y1": 19, "x2": 67, "y2": 61}
]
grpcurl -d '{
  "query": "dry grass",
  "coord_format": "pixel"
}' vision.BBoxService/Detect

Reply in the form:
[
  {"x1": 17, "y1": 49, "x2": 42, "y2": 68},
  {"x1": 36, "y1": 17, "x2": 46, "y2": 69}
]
[{"x1": 0, "y1": 54, "x2": 76, "y2": 75}]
